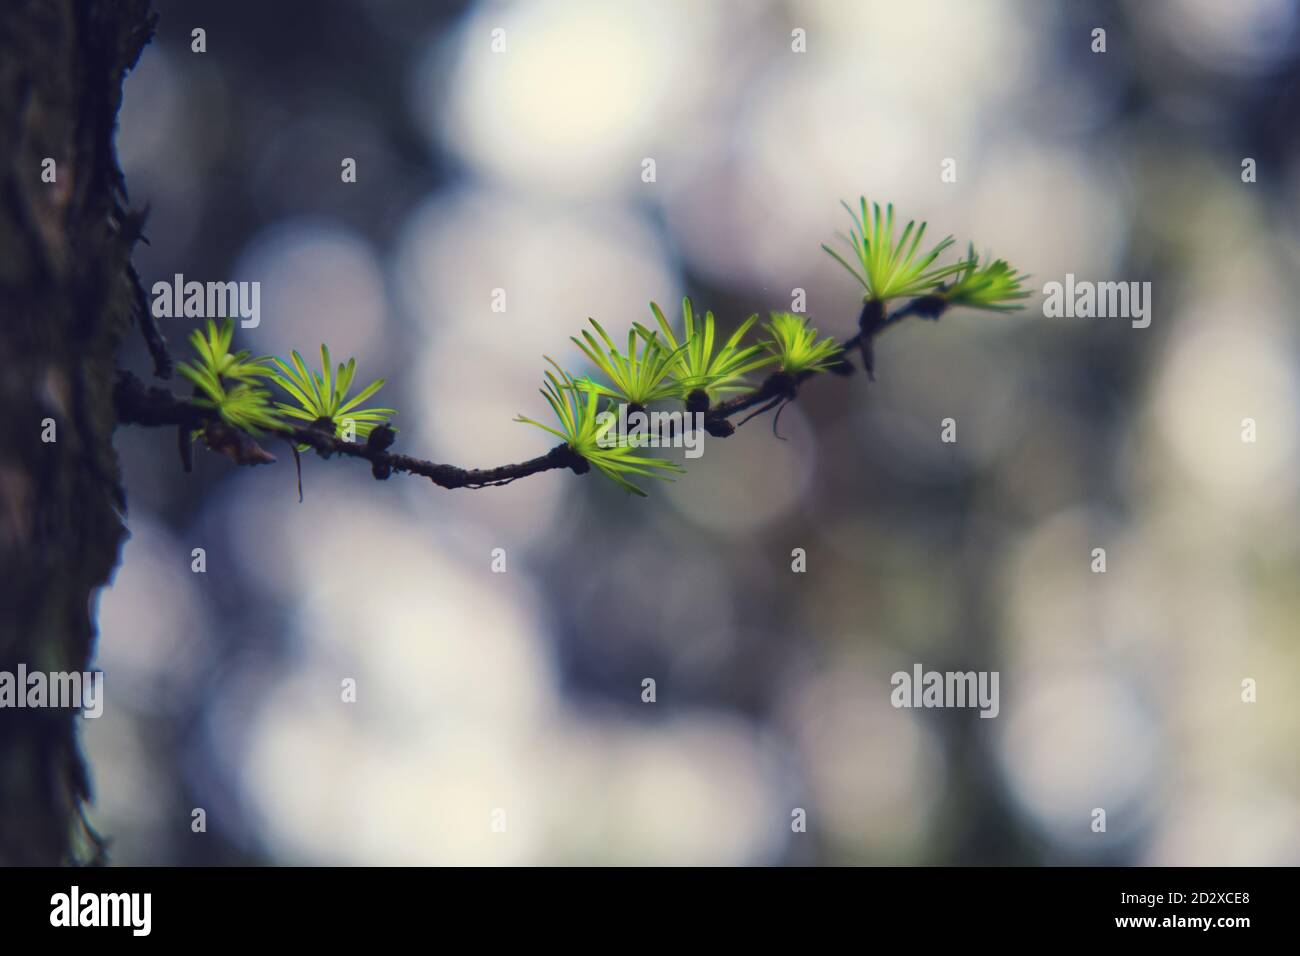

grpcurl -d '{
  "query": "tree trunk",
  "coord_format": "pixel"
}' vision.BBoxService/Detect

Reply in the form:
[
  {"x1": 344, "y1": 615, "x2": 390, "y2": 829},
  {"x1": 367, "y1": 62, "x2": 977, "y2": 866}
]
[{"x1": 0, "y1": 0, "x2": 155, "y2": 865}]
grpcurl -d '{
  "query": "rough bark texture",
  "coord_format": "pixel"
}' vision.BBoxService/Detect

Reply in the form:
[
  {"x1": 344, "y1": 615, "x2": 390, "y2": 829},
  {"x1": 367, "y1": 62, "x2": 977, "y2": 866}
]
[{"x1": 0, "y1": 0, "x2": 155, "y2": 865}]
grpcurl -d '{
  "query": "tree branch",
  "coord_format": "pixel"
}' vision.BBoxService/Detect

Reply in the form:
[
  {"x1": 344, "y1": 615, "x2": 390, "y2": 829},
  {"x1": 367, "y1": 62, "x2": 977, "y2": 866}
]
[{"x1": 112, "y1": 297, "x2": 945, "y2": 492}]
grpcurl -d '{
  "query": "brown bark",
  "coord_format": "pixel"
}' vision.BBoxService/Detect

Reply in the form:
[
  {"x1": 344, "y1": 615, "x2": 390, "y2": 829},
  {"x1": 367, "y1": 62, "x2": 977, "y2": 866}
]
[{"x1": 0, "y1": 0, "x2": 155, "y2": 865}]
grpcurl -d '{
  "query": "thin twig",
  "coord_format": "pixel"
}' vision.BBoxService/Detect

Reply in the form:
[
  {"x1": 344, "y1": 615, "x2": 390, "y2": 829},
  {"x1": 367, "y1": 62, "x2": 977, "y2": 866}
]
[{"x1": 113, "y1": 296, "x2": 944, "y2": 491}]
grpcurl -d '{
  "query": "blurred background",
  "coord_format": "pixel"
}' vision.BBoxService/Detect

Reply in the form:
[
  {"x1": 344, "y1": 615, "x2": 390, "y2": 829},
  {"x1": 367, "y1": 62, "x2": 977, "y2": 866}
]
[{"x1": 94, "y1": 0, "x2": 1300, "y2": 864}]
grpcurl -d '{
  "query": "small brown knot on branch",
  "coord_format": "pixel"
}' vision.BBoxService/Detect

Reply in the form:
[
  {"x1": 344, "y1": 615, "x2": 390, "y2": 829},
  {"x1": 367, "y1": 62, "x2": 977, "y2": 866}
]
[
  {"x1": 911, "y1": 294, "x2": 947, "y2": 320},
  {"x1": 367, "y1": 424, "x2": 396, "y2": 451},
  {"x1": 687, "y1": 389, "x2": 734, "y2": 437},
  {"x1": 685, "y1": 389, "x2": 710, "y2": 415},
  {"x1": 550, "y1": 443, "x2": 589, "y2": 475},
  {"x1": 704, "y1": 416, "x2": 734, "y2": 438},
  {"x1": 736, "y1": 370, "x2": 799, "y2": 431},
  {"x1": 367, "y1": 424, "x2": 396, "y2": 480},
  {"x1": 769, "y1": 371, "x2": 798, "y2": 401},
  {"x1": 306, "y1": 417, "x2": 337, "y2": 457},
  {"x1": 204, "y1": 420, "x2": 275, "y2": 466}
]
